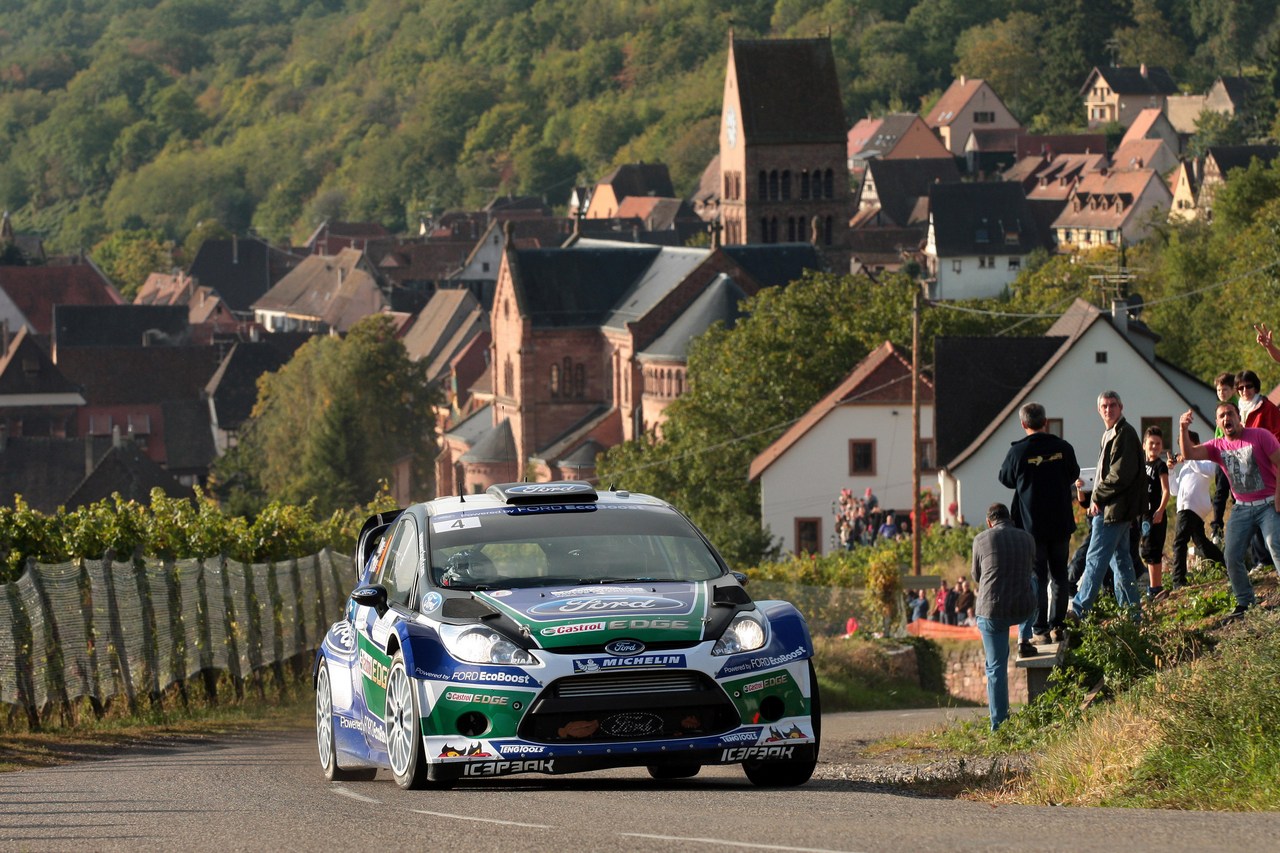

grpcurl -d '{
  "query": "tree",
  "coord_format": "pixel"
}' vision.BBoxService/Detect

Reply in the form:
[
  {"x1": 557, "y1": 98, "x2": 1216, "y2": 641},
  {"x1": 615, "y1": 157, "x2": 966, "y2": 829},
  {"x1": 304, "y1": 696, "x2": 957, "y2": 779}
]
[
  {"x1": 90, "y1": 228, "x2": 175, "y2": 299},
  {"x1": 953, "y1": 14, "x2": 1044, "y2": 120},
  {"x1": 211, "y1": 315, "x2": 441, "y2": 516},
  {"x1": 596, "y1": 272, "x2": 997, "y2": 567}
]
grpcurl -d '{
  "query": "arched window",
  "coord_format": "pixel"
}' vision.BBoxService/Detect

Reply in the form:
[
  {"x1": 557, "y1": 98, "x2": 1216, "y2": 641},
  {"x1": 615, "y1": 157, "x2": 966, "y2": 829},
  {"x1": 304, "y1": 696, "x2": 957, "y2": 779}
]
[
  {"x1": 574, "y1": 364, "x2": 585, "y2": 398},
  {"x1": 768, "y1": 170, "x2": 779, "y2": 200},
  {"x1": 549, "y1": 363, "x2": 560, "y2": 397},
  {"x1": 787, "y1": 217, "x2": 797, "y2": 242},
  {"x1": 723, "y1": 174, "x2": 731, "y2": 198},
  {"x1": 503, "y1": 357, "x2": 514, "y2": 397},
  {"x1": 758, "y1": 171, "x2": 767, "y2": 199},
  {"x1": 770, "y1": 217, "x2": 779, "y2": 243},
  {"x1": 800, "y1": 170, "x2": 810, "y2": 199},
  {"x1": 824, "y1": 169, "x2": 834, "y2": 199},
  {"x1": 675, "y1": 372, "x2": 683, "y2": 396},
  {"x1": 759, "y1": 217, "x2": 768, "y2": 241},
  {"x1": 781, "y1": 170, "x2": 791, "y2": 200}
]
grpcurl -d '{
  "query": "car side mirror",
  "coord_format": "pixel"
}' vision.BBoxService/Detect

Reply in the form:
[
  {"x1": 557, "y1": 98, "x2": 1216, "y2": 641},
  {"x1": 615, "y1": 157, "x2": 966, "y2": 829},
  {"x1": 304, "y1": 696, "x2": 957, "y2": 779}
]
[
  {"x1": 351, "y1": 584, "x2": 389, "y2": 617},
  {"x1": 731, "y1": 571, "x2": 749, "y2": 587}
]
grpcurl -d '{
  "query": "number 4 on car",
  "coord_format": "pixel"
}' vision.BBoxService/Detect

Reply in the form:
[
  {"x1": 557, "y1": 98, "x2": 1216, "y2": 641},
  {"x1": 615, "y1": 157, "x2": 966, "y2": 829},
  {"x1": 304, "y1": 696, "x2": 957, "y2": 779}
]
[{"x1": 314, "y1": 481, "x2": 820, "y2": 788}]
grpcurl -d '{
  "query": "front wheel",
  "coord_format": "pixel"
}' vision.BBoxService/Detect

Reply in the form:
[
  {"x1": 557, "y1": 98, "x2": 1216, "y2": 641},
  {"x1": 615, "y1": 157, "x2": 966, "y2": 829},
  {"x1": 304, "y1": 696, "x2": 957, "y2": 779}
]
[
  {"x1": 386, "y1": 651, "x2": 434, "y2": 789},
  {"x1": 743, "y1": 662, "x2": 821, "y2": 788},
  {"x1": 316, "y1": 660, "x2": 377, "y2": 782}
]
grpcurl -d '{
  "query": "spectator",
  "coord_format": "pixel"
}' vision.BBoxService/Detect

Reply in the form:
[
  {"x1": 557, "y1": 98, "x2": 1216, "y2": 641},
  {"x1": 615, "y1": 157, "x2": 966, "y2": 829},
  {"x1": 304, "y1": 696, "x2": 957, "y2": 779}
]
[
  {"x1": 910, "y1": 589, "x2": 930, "y2": 621},
  {"x1": 1210, "y1": 371, "x2": 1238, "y2": 543},
  {"x1": 1236, "y1": 369, "x2": 1280, "y2": 439},
  {"x1": 1068, "y1": 391, "x2": 1144, "y2": 623},
  {"x1": 1139, "y1": 426, "x2": 1172, "y2": 600},
  {"x1": 944, "y1": 581, "x2": 959, "y2": 625},
  {"x1": 971, "y1": 502, "x2": 1037, "y2": 731},
  {"x1": 1179, "y1": 405, "x2": 1280, "y2": 618},
  {"x1": 954, "y1": 577, "x2": 976, "y2": 626},
  {"x1": 998, "y1": 401, "x2": 1080, "y2": 643},
  {"x1": 1169, "y1": 429, "x2": 1225, "y2": 588},
  {"x1": 933, "y1": 581, "x2": 949, "y2": 622}
]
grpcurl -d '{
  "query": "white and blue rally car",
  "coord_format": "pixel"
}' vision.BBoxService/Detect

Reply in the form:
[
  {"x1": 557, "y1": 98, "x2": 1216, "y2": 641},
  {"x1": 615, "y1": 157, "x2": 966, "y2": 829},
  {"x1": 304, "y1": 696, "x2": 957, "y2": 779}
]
[{"x1": 314, "y1": 481, "x2": 819, "y2": 788}]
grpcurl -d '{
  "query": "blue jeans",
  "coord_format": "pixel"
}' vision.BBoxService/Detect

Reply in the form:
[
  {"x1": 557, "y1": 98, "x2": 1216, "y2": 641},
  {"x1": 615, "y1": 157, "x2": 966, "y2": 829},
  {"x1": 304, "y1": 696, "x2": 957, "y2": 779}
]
[
  {"x1": 1019, "y1": 574, "x2": 1038, "y2": 644},
  {"x1": 1223, "y1": 500, "x2": 1280, "y2": 607},
  {"x1": 1072, "y1": 515, "x2": 1141, "y2": 617},
  {"x1": 977, "y1": 615, "x2": 1015, "y2": 731}
]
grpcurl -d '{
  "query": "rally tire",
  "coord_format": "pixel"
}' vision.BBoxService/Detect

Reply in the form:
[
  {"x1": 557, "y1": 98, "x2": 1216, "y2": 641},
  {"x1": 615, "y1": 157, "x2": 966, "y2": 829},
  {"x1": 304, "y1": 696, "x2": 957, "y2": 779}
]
[
  {"x1": 742, "y1": 661, "x2": 821, "y2": 788},
  {"x1": 386, "y1": 651, "x2": 433, "y2": 789},
  {"x1": 316, "y1": 661, "x2": 377, "y2": 782}
]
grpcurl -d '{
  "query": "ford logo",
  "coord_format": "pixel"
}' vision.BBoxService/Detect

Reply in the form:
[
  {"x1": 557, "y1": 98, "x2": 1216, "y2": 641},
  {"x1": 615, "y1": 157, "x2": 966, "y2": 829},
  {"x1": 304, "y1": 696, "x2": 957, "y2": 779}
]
[
  {"x1": 605, "y1": 639, "x2": 645, "y2": 656},
  {"x1": 601, "y1": 711, "x2": 664, "y2": 738},
  {"x1": 507, "y1": 483, "x2": 593, "y2": 494},
  {"x1": 529, "y1": 596, "x2": 685, "y2": 615}
]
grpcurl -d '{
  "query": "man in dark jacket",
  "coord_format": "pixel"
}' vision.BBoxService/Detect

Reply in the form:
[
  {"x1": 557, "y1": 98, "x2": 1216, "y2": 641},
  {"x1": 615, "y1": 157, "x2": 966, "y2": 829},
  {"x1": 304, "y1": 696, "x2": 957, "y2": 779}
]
[
  {"x1": 999, "y1": 401, "x2": 1080, "y2": 643},
  {"x1": 971, "y1": 502, "x2": 1036, "y2": 731},
  {"x1": 1069, "y1": 390, "x2": 1144, "y2": 620}
]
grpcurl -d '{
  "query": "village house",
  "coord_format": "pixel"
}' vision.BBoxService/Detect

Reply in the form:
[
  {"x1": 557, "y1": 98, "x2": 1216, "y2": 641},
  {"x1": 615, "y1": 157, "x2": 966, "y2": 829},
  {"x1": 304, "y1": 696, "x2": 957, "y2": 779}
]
[
  {"x1": 1081, "y1": 65, "x2": 1178, "y2": 128},
  {"x1": 925, "y1": 77, "x2": 1022, "y2": 156},
  {"x1": 1051, "y1": 168, "x2": 1172, "y2": 249},
  {"x1": 846, "y1": 113, "x2": 952, "y2": 174},
  {"x1": 924, "y1": 181, "x2": 1045, "y2": 300}
]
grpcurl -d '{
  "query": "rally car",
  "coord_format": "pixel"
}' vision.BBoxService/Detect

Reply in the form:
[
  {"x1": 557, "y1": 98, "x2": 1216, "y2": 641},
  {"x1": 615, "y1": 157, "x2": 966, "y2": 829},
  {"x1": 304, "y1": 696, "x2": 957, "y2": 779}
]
[{"x1": 314, "y1": 481, "x2": 819, "y2": 789}]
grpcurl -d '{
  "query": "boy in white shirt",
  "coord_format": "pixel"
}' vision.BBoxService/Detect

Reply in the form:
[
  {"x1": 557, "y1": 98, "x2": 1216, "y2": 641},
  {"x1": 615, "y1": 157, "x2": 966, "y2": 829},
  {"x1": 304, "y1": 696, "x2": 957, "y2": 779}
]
[{"x1": 1169, "y1": 429, "x2": 1225, "y2": 587}]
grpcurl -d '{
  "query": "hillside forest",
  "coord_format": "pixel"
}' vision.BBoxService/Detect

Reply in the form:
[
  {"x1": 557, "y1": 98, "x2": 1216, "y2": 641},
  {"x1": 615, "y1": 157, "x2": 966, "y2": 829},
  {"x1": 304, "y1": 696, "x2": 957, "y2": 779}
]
[{"x1": 0, "y1": 0, "x2": 1277, "y2": 257}]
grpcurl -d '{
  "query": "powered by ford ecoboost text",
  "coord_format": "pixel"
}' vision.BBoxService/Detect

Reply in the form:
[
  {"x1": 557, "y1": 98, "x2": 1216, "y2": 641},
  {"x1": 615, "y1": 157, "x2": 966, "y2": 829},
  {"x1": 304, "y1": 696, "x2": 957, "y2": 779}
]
[{"x1": 314, "y1": 482, "x2": 819, "y2": 789}]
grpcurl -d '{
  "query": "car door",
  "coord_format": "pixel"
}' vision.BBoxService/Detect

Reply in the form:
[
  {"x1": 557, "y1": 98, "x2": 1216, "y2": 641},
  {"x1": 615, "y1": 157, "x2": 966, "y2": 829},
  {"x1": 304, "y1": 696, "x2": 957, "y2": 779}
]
[{"x1": 356, "y1": 515, "x2": 421, "y2": 750}]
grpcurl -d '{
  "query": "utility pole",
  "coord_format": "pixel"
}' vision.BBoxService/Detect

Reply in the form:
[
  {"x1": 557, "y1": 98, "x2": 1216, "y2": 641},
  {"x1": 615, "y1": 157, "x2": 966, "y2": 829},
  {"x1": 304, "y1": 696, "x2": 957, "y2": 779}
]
[{"x1": 911, "y1": 283, "x2": 922, "y2": 576}]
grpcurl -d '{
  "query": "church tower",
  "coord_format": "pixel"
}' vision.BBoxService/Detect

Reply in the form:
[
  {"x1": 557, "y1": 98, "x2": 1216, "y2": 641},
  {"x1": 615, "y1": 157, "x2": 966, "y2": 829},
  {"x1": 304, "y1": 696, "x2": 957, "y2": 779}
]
[{"x1": 719, "y1": 33, "x2": 850, "y2": 271}]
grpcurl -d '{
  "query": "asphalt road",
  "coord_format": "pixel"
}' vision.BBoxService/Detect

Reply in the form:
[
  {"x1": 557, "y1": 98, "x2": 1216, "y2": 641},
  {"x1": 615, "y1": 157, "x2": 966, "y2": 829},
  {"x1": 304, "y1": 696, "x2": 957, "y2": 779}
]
[{"x1": 2, "y1": 708, "x2": 1278, "y2": 852}]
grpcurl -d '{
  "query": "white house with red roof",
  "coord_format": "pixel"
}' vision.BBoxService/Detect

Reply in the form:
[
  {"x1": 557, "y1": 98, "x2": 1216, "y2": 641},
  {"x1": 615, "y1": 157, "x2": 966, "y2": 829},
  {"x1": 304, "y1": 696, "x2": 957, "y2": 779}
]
[
  {"x1": 925, "y1": 77, "x2": 1022, "y2": 155},
  {"x1": 749, "y1": 342, "x2": 934, "y2": 555}
]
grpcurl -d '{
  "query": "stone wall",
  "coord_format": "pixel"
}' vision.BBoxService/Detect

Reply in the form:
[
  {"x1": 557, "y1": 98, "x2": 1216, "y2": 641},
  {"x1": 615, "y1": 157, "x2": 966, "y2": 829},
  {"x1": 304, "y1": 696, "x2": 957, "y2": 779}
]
[{"x1": 943, "y1": 641, "x2": 1028, "y2": 705}]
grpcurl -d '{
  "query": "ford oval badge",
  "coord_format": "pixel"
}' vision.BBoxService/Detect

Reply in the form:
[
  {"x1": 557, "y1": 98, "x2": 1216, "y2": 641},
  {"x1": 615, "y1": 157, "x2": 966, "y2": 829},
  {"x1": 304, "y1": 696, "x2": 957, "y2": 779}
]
[{"x1": 605, "y1": 639, "x2": 645, "y2": 656}]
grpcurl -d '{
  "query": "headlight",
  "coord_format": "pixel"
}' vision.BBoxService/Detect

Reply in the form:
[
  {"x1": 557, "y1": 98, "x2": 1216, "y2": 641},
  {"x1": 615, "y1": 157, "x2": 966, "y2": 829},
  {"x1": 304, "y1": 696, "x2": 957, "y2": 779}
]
[
  {"x1": 712, "y1": 611, "x2": 767, "y2": 655},
  {"x1": 440, "y1": 624, "x2": 537, "y2": 666}
]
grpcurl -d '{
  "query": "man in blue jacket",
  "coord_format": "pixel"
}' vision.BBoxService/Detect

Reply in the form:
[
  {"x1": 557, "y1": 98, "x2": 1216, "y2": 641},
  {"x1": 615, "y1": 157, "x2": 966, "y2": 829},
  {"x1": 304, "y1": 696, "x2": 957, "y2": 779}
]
[{"x1": 999, "y1": 402, "x2": 1080, "y2": 643}]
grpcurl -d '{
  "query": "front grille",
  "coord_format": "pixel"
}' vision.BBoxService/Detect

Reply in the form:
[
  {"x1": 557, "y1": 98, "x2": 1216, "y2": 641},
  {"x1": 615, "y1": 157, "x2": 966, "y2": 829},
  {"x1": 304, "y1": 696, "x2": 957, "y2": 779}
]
[
  {"x1": 518, "y1": 670, "x2": 739, "y2": 743},
  {"x1": 554, "y1": 671, "x2": 701, "y2": 698}
]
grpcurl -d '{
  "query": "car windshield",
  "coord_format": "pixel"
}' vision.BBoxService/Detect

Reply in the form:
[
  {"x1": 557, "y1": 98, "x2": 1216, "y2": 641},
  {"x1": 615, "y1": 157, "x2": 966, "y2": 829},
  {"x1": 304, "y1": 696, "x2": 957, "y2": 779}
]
[{"x1": 427, "y1": 502, "x2": 725, "y2": 589}]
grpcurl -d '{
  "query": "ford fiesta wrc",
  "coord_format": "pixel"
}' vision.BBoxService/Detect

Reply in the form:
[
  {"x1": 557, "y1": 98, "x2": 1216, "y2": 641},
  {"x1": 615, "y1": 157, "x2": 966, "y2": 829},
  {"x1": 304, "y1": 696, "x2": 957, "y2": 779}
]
[{"x1": 314, "y1": 481, "x2": 820, "y2": 788}]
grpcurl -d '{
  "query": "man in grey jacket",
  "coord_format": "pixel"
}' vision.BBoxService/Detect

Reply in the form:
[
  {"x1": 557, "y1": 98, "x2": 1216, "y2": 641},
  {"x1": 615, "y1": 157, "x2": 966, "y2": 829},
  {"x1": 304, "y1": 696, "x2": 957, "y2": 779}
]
[
  {"x1": 971, "y1": 502, "x2": 1036, "y2": 731},
  {"x1": 1070, "y1": 390, "x2": 1144, "y2": 621}
]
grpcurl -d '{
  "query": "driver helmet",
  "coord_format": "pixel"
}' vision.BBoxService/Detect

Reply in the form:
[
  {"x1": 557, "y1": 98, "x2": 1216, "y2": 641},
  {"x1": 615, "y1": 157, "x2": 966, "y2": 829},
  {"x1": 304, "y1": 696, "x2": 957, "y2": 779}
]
[{"x1": 440, "y1": 549, "x2": 497, "y2": 586}]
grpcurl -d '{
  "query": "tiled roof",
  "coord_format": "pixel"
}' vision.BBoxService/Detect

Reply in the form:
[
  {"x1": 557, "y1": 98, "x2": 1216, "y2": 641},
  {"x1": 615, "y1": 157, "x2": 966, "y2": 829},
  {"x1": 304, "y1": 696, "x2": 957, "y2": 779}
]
[
  {"x1": 926, "y1": 78, "x2": 991, "y2": 127},
  {"x1": 160, "y1": 398, "x2": 216, "y2": 472},
  {"x1": 64, "y1": 438, "x2": 187, "y2": 510},
  {"x1": 0, "y1": 325, "x2": 81, "y2": 398},
  {"x1": 205, "y1": 341, "x2": 291, "y2": 431},
  {"x1": 1085, "y1": 65, "x2": 1178, "y2": 96},
  {"x1": 863, "y1": 158, "x2": 961, "y2": 227},
  {"x1": 1120, "y1": 108, "x2": 1166, "y2": 144},
  {"x1": 0, "y1": 263, "x2": 122, "y2": 335},
  {"x1": 187, "y1": 236, "x2": 300, "y2": 313},
  {"x1": 58, "y1": 346, "x2": 223, "y2": 405},
  {"x1": 718, "y1": 244, "x2": 825, "y2": 286},
  {"x1": 731, "y1": 37, "x2": 846, "y2": 144},
  {"x1": 1050, "y1": 169, "x2": 1167, "y2": 230},
  {"x1": 252, "y1": 248, "x2": 389, "y2": 332},
  {"x1": 0, "y1": 435, "x2": 113, "y2": 513},
  {"x1": 1015, "y1": 133, "x2": 1107, "y2": 160},
  {"x1": 53, "y1": 304, "x2": 189, "y2": 349},
  {"x1": 1205, "y1": 144, "x2": 1280, "y2": 175},
  {"x1": 928, "y1": 182, "x2": 1043, "y2": 256},
  {"x1": 597, "y1": 163, "x2": 675, "y2": 200},
  {"x1": 1111, "y1": 139, "x2": 1169, "y2": 171},
  {"x1": 460, "y1": 418, "x2": 516, "y2": 464},
  {"x1": 933, "y1": 336, "x2": 1066, "y2": 467},
  {"x1": 639, "y1": 273, "x2": 747, "y2": 360},
  {"x1": 510, "y1": 246, "x2": 660, "y2": 328}
]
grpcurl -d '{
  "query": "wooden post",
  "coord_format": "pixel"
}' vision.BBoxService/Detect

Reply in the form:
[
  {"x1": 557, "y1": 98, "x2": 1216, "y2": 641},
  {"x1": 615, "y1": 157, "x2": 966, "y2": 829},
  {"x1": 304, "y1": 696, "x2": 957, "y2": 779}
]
[{"x1": 911, "y1": 284, "x2": 922, "y2": 576}]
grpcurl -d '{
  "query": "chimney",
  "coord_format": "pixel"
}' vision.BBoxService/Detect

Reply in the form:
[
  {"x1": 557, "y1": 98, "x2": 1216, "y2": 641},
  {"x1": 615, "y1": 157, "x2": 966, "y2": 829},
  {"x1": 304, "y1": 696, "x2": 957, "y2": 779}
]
[
  {"x1": 1111, "y1": 298, "x2": 1129, "y2": 336},
  {"x1": 959, "y1": 75, "x2": 966, "y2": 86}
]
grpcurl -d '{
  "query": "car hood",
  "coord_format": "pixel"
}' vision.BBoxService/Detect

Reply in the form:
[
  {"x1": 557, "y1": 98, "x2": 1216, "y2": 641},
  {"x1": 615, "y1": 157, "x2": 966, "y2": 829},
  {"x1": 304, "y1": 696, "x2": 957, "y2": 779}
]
[{"x1": 474, "y1": 581, "x2": 711, "y2": 647}]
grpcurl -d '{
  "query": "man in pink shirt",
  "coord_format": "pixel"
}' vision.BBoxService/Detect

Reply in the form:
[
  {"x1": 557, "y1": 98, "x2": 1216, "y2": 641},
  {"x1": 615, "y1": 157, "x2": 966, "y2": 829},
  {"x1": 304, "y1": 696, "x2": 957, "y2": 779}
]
[{"x1": 1180, "y1": 404, "x2": 1280, "y2": 616}]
